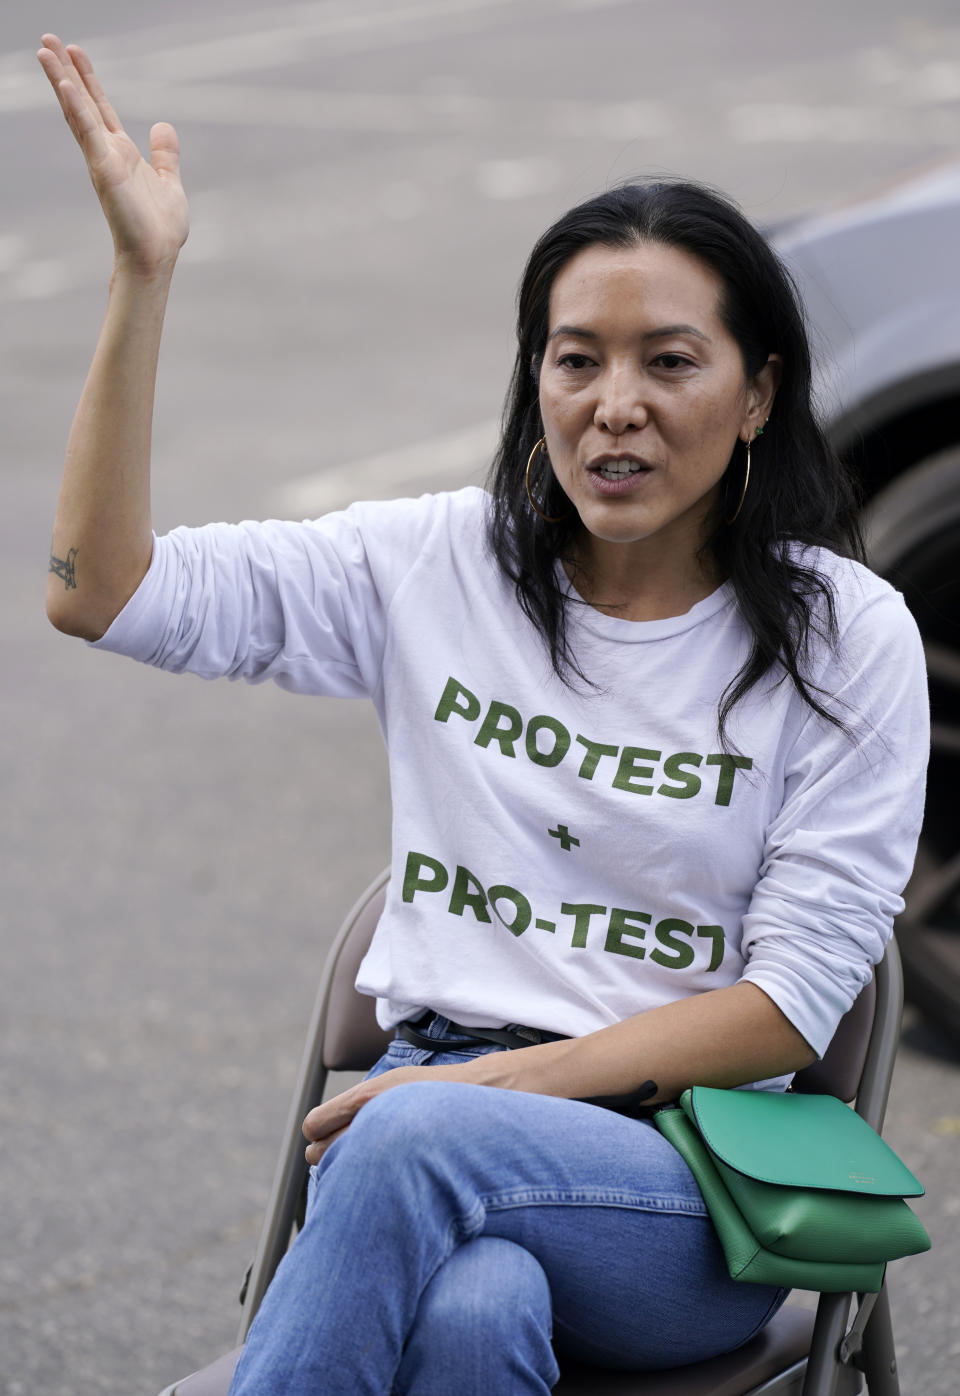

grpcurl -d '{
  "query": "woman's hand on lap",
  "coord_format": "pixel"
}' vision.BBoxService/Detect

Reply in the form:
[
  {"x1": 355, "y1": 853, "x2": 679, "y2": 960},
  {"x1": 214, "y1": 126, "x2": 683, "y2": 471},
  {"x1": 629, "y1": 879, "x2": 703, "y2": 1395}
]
[
  {"x1": 302, "y1": 1063, "x2": 476, "y2": 1165},
  {"x1": 37, "y1": 34, "x2": 188, "y2": 275}
]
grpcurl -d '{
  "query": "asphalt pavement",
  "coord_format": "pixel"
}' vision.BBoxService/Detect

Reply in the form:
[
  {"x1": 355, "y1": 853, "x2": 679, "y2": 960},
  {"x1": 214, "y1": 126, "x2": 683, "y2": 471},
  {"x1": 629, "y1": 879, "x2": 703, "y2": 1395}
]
[{"x1": 2, "y1": 2, "x2": 959, "y2": 1392}]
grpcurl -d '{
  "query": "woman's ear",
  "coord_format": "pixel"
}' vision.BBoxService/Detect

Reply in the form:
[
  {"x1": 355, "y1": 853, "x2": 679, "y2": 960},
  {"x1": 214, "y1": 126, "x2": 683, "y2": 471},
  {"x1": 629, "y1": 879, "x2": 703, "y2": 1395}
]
[{"x1": 742, "y1": 353, "x2": 782, "y2": 439}]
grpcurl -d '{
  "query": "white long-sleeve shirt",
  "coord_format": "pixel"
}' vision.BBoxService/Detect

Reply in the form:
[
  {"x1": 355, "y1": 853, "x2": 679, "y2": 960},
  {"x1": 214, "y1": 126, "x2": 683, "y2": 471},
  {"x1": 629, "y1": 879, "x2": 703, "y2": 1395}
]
[{"x1": 94, "y1": 487, "x2": 928, "y2": 1084}]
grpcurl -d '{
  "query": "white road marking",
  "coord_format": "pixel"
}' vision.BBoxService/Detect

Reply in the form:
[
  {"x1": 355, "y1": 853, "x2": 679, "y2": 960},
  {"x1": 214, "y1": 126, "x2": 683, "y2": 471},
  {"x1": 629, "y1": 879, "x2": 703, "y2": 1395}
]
[
  {"x1": 116, "y1": 0, "x2": 522, "y2": 85},
  {"x1": 274, "y1": 419, "x2": 499, "y2": 517},
  {"x1": 5, "y1": 0, "x2": 631, "y2": 111},
  {"x1": 16, "y1": 60, "x2": 959, "y2": 144},
  {"x1": 11, "y1": 258, "x2": 73, "y2": 299},
  {"x1": 0, "y1": 233, "x2": 26, "y2": 272},
  {"x1": 729, "y1": 102, "x2": 960, "y2": 145},
  {"x1": 0, "y1": 244, "x2": 107, "y2": 301},
  {"x1": 24, "y1": 67, "x2": 677, "y2": 141},
  {"x1": 476, "y1": 158, "x2": 560, "y2": 201},
  {"x1": 11, "y1": 0, "x2": 959, "y2": 147}
]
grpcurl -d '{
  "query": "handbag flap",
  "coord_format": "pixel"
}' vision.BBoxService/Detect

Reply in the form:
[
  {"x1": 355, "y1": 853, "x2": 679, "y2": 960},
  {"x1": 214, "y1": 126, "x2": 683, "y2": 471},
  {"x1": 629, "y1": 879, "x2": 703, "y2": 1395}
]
[{"x1": 683, "y1": 1086, "x2": 924, "y2": 1197}]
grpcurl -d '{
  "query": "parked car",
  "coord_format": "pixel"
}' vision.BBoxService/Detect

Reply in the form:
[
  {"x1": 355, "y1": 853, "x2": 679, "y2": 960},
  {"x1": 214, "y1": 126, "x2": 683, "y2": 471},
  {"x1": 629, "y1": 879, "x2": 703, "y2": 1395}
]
[{"x1": 770, "y1": 162, "x2": 960, "y2": 1041}]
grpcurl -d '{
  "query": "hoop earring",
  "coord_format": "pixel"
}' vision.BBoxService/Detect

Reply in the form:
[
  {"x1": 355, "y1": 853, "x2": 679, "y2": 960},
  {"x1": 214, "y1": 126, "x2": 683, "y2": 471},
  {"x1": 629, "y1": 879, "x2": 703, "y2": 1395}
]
[
  {"x1": 525, "y1": 437, "x2": 567, "y2": 523},
  {"x1": 726, "y1": 439, "x2": 752, "y2": 525}
]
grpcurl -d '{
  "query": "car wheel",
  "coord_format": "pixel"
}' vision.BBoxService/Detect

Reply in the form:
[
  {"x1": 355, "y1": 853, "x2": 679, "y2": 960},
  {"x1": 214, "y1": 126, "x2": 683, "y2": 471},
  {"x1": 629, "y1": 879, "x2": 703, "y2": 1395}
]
[{"x1": 863, "y1": 446, "x2": 960, "y2": 1041}]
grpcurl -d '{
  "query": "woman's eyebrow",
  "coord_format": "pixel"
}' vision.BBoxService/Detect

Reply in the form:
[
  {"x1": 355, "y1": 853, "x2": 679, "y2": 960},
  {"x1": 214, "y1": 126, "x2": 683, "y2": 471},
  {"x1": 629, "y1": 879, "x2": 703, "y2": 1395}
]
[
  {"x1": 547, "y1": 323, "x2": 711, "y2": 343},
  {"x1": 644, "y1": 323, "x2": 711, "y2": 343},
  {"x1": 547, "y1": 324, "x2": 597, "y2": 341}
]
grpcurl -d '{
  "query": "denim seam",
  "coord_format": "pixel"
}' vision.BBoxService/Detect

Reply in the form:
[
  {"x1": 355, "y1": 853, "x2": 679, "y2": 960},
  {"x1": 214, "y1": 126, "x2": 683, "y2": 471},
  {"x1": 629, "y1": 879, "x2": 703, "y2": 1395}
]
[
  {"x1": 480, "y1": 1189, "x2": 708, "y2": 1217},
  {"x1": 384, "y1": 1041, "x2": 499, "y2": 1061}
]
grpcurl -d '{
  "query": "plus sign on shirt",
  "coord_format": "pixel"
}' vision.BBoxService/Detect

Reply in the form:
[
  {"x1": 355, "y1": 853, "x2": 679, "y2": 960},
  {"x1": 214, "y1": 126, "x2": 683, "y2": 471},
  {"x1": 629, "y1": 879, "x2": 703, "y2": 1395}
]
[{"x1": 549, "y1": 825, "x2": 580, "y2": 851}]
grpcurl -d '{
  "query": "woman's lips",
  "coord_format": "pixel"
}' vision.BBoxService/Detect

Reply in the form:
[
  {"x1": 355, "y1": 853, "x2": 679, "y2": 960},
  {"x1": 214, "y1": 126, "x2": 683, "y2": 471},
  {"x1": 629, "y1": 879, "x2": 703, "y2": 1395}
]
[{"x1": 586, "y1": 455, "x2": 653, "y2": 495}]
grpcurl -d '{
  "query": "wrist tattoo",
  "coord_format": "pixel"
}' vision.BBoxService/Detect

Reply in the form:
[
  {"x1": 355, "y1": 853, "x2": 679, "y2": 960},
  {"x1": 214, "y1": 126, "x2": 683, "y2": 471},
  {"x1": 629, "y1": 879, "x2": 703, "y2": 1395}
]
[{"x1": 49, "y1": 547, "x2": 79, "y2": 590}]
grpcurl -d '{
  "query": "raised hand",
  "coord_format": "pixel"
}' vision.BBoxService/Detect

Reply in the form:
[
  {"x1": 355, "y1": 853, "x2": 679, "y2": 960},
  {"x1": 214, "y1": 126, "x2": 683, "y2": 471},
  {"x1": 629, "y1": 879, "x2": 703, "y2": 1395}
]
[{"x1": 37, "y1": 34, "x2": 188, "y2": 273}]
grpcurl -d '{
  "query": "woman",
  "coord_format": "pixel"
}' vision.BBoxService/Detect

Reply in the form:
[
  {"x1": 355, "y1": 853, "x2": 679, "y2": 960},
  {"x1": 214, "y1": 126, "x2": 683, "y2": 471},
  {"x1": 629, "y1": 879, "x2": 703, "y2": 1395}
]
[{"x1": 39, "y1": 34, "x2": 927, "y2": 1395}]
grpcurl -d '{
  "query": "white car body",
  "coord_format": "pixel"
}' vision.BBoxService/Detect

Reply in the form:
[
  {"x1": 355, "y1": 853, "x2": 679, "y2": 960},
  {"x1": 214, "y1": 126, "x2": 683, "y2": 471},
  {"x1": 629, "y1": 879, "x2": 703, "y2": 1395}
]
[{"x1": 773, "y1": 161, "x2": 960, "y2": 458}]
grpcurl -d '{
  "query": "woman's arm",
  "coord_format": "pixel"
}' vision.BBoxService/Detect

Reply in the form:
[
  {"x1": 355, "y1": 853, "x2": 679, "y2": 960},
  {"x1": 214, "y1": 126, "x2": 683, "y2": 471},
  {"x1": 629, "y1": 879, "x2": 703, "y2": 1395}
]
[
  {"x1": 465, "y1": 980, "x2": 815, "y2": 1099},
  {"x1": 303, "y1": 982, "x2": 814, "y2": 1163},
  {"x1": 38, "y1": 36, "x2": 188, "y2": 639}
]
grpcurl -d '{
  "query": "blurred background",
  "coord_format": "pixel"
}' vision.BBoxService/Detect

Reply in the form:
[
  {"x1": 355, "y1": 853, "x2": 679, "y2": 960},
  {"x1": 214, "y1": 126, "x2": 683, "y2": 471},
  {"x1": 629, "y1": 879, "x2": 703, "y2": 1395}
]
[{"x1": 2, "y1": 1, "x2": 958, "y2": 1392}]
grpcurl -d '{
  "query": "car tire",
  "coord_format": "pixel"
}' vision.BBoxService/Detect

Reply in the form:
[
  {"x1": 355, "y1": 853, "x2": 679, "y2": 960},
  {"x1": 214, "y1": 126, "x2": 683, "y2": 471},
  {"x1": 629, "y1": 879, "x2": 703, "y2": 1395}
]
[{"x1": 863, "y1": 446, "x2": 960, "y2": 1042}]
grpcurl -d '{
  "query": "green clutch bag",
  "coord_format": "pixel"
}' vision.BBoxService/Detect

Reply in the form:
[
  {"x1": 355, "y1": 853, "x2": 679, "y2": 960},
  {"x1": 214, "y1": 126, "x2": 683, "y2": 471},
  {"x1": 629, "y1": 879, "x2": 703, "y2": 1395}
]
[{"x1": 654, "y1": 1086, "x2": 930, "y2": 1292}]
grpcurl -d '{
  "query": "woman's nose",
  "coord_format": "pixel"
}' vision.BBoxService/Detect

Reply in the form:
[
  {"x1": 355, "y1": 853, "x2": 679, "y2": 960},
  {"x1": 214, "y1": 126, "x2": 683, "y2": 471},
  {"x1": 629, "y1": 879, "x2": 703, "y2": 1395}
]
[{"x1": 593, "y1": 366, "x2": 648, "y2": 435}]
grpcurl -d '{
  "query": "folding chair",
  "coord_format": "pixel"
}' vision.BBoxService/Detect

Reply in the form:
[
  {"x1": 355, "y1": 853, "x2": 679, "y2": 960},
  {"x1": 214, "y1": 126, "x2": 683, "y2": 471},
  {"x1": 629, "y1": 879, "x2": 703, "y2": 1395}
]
[{"x1": 160, "y1": 867, "x2": 910, "y2": 1396}]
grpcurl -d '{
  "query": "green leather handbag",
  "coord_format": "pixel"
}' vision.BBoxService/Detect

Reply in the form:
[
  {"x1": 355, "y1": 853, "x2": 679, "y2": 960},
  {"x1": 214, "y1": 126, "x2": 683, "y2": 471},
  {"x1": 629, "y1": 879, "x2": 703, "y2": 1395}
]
[{"x1": 654, "y1": 1086, "x2": 930, "y2": 1292}]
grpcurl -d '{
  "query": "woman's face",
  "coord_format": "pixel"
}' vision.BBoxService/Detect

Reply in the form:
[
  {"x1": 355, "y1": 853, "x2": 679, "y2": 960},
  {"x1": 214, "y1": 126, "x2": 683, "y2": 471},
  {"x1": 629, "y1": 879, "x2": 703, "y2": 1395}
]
[{"x1": 538, "y1": 240, "x2": 778, "y2": 565}]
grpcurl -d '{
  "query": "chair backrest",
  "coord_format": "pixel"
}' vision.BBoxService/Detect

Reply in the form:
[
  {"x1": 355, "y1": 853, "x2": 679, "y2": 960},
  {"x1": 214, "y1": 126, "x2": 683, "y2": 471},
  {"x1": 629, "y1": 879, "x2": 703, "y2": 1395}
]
[{"x1": 321, "y1": 874, "x2": 392, "y2": 1070}]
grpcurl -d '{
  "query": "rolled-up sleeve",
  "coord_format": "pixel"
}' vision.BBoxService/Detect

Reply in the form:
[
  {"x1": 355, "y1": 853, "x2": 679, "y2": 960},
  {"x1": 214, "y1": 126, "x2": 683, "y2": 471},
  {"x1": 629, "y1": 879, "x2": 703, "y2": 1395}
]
[
  {"x1": 91, "y1": 495, "x2": 451, "y2": 698},
  {"x1": 739, "y1": 590, "x2": 929, "y2": 1056}
]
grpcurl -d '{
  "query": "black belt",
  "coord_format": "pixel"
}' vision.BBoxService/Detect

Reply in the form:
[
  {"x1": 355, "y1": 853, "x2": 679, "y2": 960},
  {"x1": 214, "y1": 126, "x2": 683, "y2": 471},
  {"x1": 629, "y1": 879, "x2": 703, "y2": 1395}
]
[
  {"x1": 399, "y1": 1012, "x2": 569, "y2": 1053},
  {"x1": 398, "y1": 1012, "x2": 660, "y2": 1117}
]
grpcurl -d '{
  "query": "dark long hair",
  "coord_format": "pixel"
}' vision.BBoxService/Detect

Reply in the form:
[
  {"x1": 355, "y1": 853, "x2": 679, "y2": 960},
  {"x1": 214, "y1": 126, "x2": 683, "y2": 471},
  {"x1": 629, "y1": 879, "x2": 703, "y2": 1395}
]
[{"x1": 486, "y1": 179, "x2": 864, "y2": 743}]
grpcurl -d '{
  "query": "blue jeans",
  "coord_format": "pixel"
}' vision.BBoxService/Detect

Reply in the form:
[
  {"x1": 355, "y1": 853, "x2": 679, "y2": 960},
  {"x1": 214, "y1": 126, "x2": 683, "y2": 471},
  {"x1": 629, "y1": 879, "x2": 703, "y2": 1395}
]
[{"x1": 230, "y1": 1019, "x2": 786, "y2": 1394}]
